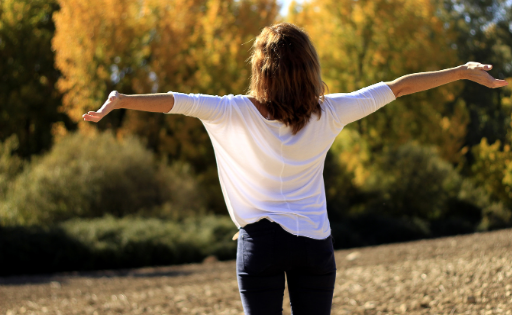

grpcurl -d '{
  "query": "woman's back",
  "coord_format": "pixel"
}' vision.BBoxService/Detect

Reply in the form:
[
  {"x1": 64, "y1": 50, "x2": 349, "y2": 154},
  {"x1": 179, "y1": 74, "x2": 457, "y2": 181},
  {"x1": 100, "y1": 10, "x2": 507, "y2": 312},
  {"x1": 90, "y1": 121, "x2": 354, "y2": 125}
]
[{"x1": 168, "y1": 82, "x2": 395, "y2": 239}]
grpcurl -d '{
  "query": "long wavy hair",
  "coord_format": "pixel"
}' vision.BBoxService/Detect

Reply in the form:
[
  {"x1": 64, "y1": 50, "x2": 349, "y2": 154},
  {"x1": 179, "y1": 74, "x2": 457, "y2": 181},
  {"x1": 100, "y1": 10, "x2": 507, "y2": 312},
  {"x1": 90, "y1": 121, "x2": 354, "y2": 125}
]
[{"x1": 248, "y1": 23, "x2": 327, "y2": 134}]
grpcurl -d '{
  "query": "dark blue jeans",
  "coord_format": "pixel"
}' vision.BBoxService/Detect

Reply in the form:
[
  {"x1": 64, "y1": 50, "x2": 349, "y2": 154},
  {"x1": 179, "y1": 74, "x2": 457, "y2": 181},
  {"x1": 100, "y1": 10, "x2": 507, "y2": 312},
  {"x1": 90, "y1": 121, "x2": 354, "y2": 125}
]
[{"x1": 237, "y1": 219, "x2": 336, "y2": 315}]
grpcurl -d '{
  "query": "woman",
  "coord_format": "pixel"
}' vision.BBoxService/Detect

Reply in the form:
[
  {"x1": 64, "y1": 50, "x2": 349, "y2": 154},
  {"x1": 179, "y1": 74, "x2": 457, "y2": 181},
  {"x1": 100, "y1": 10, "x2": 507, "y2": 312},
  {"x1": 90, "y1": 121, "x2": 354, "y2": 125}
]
[{"x1": 83, "y1": 23, "x2": 507, "y2": 315}]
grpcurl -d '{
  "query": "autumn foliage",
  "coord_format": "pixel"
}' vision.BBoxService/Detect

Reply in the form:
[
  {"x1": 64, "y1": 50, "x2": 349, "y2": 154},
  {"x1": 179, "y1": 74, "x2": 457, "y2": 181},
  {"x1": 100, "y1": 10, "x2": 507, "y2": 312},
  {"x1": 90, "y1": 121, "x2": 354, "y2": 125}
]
[
  {"x1": 1, "y1": 0, "x2": 512, "y2": 233},
  {"x1": 53, "y1": 0, "x2": 277, "y2": 140},
  {"x1": 288, "y1": 0, "x2": 469, "y2": 165}
]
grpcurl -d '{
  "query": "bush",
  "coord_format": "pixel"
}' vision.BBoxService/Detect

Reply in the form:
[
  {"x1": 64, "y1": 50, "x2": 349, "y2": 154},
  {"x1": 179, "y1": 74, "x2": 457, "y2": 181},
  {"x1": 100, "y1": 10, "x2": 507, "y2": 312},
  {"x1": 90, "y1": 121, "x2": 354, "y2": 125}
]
[
  {"x1": 324, "y1": 129, "x2": 370, "y2": 220},
  {"x1": 0, "y1": 135, "x2": 24, "y2": 199},
  {"x1": 361, "y1": 142, "x2": 460, "y2": 220},
  {"x1": 1, "y1": 132, "x2": 203, "y2": 225},
  {"x1": 325, "y1": 139, "x2": 504, "y2": 238},
  {"x1": 0, "y1": 224, "x2": 90, "y2": 275},
  {"x1": 330, "y1": 214, "x2": 430, "y2": 249},
  {"x1": 471, "y1": 138, "x2": 512, "y2": 209},
  {"x1": 478, "y1": 202, "x2": 512, "y2": 231},
  {"x1": 0, "y1": 215, "x2": 237, "y2": 276}
]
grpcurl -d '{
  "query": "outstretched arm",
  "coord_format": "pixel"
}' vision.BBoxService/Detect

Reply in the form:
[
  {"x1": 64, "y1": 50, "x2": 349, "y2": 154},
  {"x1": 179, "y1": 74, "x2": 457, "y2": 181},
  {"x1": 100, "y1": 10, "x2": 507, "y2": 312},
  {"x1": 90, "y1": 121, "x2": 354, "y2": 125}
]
[
  {"x1": 82, "y1": 92, "x2": 175, "y2": 123},
  {"x1": 386, "y1": 62, "x2": 508, "y2": 98}
]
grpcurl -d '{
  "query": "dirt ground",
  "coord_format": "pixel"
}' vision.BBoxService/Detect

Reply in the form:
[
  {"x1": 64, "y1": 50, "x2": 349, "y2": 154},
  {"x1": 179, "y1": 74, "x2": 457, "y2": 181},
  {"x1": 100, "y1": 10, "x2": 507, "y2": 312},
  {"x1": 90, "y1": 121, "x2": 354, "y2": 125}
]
[{"x1": 1, "y1": 229, "x2": 512, "y2": 315}]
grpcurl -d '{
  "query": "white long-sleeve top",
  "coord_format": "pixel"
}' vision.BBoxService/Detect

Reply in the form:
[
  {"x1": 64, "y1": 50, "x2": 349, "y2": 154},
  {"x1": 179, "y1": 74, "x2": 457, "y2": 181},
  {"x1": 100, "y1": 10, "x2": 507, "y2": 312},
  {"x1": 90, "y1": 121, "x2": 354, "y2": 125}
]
[{"x1": 166, "y1": 82, "x2": 395, "y2": 239}]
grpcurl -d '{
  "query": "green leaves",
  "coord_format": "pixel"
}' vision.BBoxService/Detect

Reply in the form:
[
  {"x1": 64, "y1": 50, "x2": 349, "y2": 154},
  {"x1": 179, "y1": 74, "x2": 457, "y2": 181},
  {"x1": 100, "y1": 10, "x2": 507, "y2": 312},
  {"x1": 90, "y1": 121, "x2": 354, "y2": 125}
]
[{"x1": 0, "y1": 0, "x2": 68, "y2": 157}]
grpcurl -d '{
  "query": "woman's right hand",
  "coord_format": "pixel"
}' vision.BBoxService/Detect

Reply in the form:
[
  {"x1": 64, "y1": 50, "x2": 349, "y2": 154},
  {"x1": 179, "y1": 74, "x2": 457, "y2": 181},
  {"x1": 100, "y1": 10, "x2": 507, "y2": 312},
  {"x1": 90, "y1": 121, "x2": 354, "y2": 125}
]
[
  {"x1": 82, "y1": 91, "x2": 121, "y2": 123},
  {"x1": 459, "y1": 62, "x2": 508, "y2": 88}
]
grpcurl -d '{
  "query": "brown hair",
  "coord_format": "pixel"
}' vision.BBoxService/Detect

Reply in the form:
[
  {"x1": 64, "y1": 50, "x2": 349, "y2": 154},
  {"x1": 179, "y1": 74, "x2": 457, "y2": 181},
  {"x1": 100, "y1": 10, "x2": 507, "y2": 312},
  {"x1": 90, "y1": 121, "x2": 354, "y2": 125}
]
[{"x1": 248, "y1": 23, "x2": 327, "y2": 134}]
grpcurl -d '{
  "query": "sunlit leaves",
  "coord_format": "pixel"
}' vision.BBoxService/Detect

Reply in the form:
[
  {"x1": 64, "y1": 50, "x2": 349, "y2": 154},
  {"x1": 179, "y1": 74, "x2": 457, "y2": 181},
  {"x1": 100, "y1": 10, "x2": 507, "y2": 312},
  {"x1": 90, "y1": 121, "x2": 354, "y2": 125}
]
[
  {"x1": 472, "y1": 138, "x2": 512, "y2": 208},
  {"x1": 288, "y1": 0, "x2": 468, "y2": 166},
  {"x1": 53, "y1": 0, "x2": 279, "y2": 213}
]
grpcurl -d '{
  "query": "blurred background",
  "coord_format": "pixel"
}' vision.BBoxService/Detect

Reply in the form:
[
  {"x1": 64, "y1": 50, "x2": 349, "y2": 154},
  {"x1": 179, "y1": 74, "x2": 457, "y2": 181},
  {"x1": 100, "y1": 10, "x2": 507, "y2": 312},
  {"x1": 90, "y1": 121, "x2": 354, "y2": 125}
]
[{"x1": 0, "y1": 0, "x2": 511, "y2": 276}]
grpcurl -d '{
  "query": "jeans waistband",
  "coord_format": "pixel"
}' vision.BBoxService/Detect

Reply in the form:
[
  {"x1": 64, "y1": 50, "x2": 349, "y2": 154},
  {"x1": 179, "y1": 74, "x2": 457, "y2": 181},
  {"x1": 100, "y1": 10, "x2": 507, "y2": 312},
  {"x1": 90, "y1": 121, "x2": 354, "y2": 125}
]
[{"x1": 241, "y1": 218, "x2": 279, "y2": 233}]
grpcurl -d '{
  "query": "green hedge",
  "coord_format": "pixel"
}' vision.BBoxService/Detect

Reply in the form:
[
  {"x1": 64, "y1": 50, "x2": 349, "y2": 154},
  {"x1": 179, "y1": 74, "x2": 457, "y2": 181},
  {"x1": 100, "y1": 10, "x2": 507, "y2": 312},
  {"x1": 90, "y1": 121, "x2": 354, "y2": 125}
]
[{"x1": 0, "y1": 215, "x2": 237, "y2": 276}]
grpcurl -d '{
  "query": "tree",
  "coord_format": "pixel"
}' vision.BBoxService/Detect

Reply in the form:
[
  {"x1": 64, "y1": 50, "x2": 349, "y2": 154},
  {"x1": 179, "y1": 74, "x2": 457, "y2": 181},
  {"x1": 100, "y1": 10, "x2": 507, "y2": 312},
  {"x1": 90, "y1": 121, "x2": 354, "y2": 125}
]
[
  {"x1": 53, "y1": 0, "x2": 147, "y2": 126},
  {"x1": 471, "y1": 138, "x2": 512, "y2": 208},
  {"x1": 0, "y1": 0, "x2": 69, "y2": 157},
  {"x1": 440, "y1": 0, "x2": 512, "y2": 151},
  {"x1": 288, "y1": 0, "x2": 469, "y2": 164},
  {"x1": 439, "y1": 0, "x2": 512, "y2": 216},
  {"x1": 53, "y1": 0, "x2": 279, "y2": 213},
  {"x1": 118, "y1": 0, "x2": 278, "y2": 168}
]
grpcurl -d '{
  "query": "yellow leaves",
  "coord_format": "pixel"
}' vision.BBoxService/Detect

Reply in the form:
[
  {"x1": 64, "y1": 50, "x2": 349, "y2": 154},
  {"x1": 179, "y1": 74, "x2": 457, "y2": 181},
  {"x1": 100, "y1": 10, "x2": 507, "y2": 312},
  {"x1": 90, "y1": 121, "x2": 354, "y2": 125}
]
[
  {"x1": 371, "y1": 51, "x2": 385, "y2": 67},
  {"x1": 331, "y1": 129, "x2": 371, "y2": 187},
  {"x1": 289, "y1": 0, "x2": 458, "y2": 90},
  {"x1": 288, "y1": 0, "x2": 467, "y2": 168},
  {"x1": 472, "y1": 138, "x2": 512, "y2": 204},
  {"x1": 431, "y1": 98, "x2": 469, "y2": 164},
  {"x1": 52, "y1": 0, "x2": 278, "y2": 163},
  {"x1": 352, "y1": 4, "x2": 365, "y2": 25},
  {"x1": 504, "y1": 144, "x2": 512, "y2": 190},
  {"x1": 499, "y1": 78, "x2": 512, "y2": 114},
  {"x1": 440, "y1": 117, "x2": 451, "y2": 131},
  {"x1": 96, "y1": 65, "x2": 109, "y2": 82},
  {"x1": 50, "y1": 122, "x2": 68, "y2": 143},
  {"x1": 0, "y1": 0, "x2": 26, "y2": 27}
]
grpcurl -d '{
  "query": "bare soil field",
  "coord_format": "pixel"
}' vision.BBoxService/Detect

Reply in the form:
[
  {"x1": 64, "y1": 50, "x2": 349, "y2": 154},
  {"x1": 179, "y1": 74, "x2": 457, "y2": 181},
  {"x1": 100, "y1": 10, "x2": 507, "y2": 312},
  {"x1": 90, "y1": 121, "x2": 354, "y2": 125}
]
[{"x1": 1, "y1": 229, "x2": 512, "y2": 315}]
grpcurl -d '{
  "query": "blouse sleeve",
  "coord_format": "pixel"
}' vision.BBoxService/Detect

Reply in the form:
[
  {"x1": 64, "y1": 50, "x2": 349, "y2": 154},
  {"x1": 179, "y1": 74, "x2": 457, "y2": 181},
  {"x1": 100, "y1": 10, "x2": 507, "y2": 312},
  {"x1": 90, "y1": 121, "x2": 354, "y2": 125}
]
[
  {"x1": 165, "y1": 92, "x2": 229, "y2": 124},
  {"x1": 326, "y1": 82, "x2": 396, "y2": 126}
]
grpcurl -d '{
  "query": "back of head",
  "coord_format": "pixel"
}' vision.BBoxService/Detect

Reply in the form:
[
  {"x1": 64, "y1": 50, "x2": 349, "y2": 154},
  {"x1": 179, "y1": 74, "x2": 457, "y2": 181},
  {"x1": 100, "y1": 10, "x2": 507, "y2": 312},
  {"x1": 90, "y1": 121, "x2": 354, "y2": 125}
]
[{"x1": 249, "y1": 23, "x2": 327, "y2": 134}]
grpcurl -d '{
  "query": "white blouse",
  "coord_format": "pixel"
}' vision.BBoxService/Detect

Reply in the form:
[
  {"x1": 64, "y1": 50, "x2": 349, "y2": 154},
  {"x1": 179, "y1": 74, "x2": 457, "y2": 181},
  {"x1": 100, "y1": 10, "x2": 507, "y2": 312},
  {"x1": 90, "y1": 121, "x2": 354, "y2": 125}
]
[{"x1": 167, "y1": 82, "x2": 396, "y2": 239}]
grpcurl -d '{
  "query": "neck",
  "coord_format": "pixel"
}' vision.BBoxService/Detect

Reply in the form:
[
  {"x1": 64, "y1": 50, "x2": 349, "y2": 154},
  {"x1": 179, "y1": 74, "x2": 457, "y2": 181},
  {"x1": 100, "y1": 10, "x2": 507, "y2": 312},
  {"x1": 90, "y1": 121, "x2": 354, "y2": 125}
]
[{"x1": 248, "y1": 96, "x2": 273, "y2": 120}]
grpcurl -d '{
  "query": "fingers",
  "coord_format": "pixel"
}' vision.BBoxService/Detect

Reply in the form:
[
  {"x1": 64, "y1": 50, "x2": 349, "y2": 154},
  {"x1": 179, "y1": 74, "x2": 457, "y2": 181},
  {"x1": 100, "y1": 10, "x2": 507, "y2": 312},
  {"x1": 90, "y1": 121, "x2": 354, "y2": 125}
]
[
  {"x1": 479, "y1": 64, "x2": 508, "y2": 88},
  {"x1": 82, "y1": 113, "x2": 100, "y2": 122},
  {"x1": 482, "y1": 78, "x2": 507, "y2": 89},
  {"x1": 482, "y1": 72, "x2": 508, "y2": 88},
  {"x1": 492, "y1": 79, "x2": 508, "y2": 88},
  {"x1": 82, "y1": 111, "x2": 105, "y2": 122},
  {"x1": 82, "y1": 91, "x2": 119, "y2": 123},
  {"x1": 464, "y1": 62, "x2": 508, "y2": 89},
  {"x1": 480, "y1": 75, "x2": 506, "y2": 88}
]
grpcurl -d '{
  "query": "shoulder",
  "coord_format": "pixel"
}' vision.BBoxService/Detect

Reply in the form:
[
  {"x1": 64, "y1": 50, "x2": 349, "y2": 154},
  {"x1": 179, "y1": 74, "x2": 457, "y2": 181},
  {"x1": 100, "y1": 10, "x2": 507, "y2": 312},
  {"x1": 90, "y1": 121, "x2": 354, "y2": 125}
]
[{"x1": 244, "y1": 95, "x2": 260, "y2": 109}]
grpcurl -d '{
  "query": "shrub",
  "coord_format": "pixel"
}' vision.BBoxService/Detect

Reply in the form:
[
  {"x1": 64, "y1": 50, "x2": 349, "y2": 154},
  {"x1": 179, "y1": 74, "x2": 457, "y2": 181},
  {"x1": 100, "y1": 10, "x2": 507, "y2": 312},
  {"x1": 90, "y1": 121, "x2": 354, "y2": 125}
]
[
  {"x1": 0, "y1": 215, "x2": 237, "y2": 276},
  {"x1": 471, "y1": 138, "x2": 512, "y2": 209},
  {"x1": 478, "y1": 202, "x2": 512, "y2": 231},
  {"x1": 0, "y1": 224, "x2": 90, "y2": 275},
  {"x1": 361, "y1": 142, "x2": 460, "y2": 220},
  {"x1": 466, "y1": 139, "x2": 512, "y2": 230},
  {"x1": 324, "y1": 129, "x2": 369, "y2": 220},
  {"x1": 0, "y1": 135, "x2": 24, "y2": 198},
  {"x1": 1, "y1": 132, "x2": 203, "y2": 225},
  {"x1": 330, "y1": 214, "x2": 429, "y2": 249}
]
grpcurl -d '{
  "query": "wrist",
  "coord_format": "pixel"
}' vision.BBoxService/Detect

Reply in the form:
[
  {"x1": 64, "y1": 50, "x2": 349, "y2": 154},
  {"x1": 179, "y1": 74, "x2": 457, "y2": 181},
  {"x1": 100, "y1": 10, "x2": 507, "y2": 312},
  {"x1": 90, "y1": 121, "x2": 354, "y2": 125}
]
[
  {"x1": 115, "y1": 93, "x2": 125, "y2": 109},
  {"x1": 455, "y1": 65, "x2": 468, "y2": 80}
]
